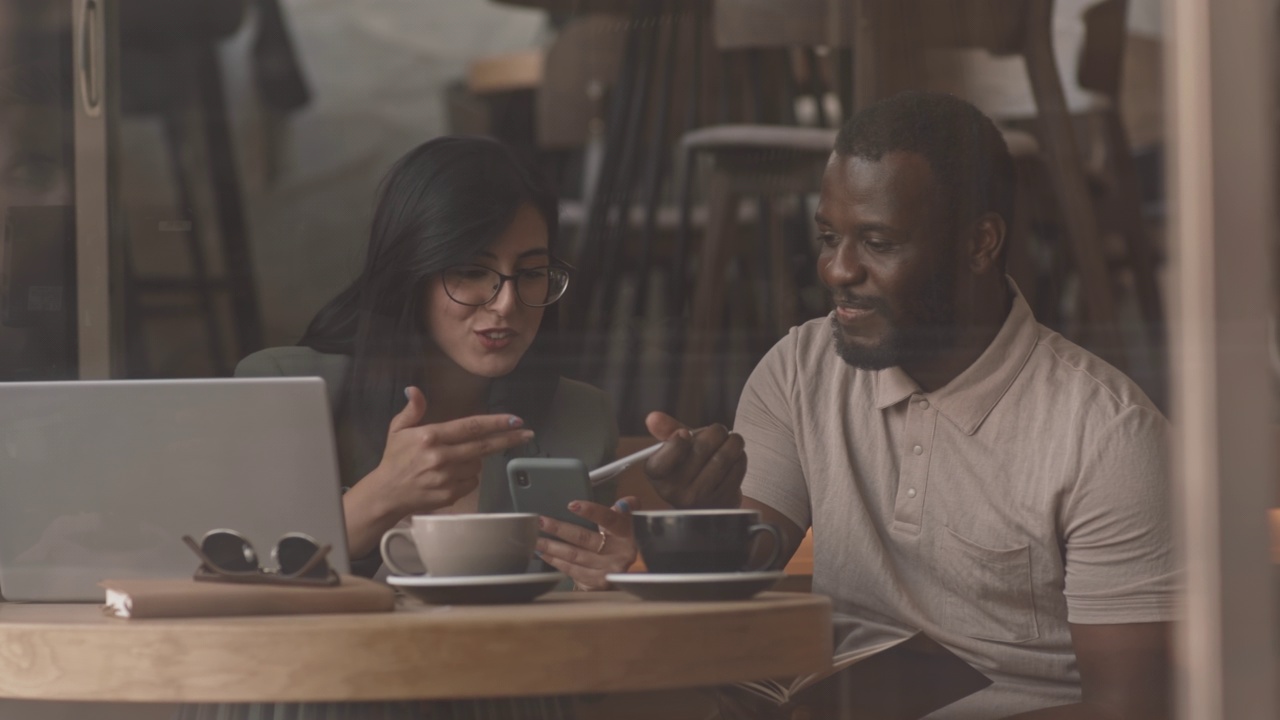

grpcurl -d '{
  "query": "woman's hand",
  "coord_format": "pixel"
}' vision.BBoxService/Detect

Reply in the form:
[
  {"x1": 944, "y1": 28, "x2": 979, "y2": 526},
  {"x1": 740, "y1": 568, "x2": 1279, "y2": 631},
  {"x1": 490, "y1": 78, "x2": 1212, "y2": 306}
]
[
  {"x1": 535, "y1": 497, "x2": 640, "y2": 591},
  {"x1": 343, "y1": 386, "x2": 534, "y2": 557},
  {"x1": 372, "y1": 386, "x2": 533, "y2": 513}
]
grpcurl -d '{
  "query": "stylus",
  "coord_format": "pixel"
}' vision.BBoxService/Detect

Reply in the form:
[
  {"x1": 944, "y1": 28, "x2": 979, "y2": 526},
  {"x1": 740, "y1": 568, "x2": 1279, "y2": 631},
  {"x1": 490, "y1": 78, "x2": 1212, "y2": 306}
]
[{"x1": 588, "y1": 430, "x2": 704, "y2": 486}]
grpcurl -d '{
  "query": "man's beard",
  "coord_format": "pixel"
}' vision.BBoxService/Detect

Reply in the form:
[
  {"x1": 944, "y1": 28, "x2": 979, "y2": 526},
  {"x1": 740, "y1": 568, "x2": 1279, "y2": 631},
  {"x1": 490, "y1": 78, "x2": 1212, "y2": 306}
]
[{"x1": 830, "y1": 266, "x2": 958, "y2": 370}]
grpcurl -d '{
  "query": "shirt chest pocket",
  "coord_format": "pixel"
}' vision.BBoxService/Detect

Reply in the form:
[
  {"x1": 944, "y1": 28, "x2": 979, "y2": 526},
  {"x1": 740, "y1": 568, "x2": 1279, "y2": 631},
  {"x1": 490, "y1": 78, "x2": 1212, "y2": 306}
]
[{"x1": 929, "y1": 527, "x2": 1040, "y2": 643}]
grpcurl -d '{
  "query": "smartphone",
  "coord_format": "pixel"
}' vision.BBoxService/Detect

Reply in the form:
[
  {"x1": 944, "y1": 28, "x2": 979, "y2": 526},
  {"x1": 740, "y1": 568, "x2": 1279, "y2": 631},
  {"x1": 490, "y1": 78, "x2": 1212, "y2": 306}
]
[{"x1": 507, "y1": 457, "x2": 597, "y2": 532}]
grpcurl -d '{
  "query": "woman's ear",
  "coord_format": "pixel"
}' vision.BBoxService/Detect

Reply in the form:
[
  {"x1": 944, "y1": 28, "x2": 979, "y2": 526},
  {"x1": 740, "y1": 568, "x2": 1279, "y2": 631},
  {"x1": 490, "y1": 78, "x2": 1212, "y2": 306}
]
[{"x1": 968, "y1": 212, "x2": 1007, "y2": 274}]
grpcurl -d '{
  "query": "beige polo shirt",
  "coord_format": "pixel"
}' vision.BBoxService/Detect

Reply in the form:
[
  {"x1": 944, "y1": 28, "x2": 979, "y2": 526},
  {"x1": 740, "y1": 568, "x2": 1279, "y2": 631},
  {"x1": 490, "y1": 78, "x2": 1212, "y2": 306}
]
[{"x1": 737, "y1": 288, "x2": 1177, "y2": 718}]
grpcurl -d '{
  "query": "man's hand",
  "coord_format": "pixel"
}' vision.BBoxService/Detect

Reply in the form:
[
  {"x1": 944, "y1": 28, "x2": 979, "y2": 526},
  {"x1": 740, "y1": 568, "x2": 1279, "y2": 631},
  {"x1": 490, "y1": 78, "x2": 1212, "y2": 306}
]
[{"x1": 642, "y1": 411, "x2": 746, "y2": 509}]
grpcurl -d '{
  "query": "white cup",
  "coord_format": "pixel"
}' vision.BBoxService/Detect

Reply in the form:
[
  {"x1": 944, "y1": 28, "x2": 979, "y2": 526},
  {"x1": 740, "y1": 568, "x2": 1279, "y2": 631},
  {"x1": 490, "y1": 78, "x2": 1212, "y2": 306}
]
[{"x1": 379, "y1": 513, "x2": 538, "y2": 577}]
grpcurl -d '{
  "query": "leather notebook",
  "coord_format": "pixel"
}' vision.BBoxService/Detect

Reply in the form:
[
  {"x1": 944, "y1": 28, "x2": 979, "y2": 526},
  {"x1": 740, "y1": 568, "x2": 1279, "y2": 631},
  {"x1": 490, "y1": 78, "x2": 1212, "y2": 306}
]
[{"x1": 100, "y1": 575, "x2": 395, "y2": 619}]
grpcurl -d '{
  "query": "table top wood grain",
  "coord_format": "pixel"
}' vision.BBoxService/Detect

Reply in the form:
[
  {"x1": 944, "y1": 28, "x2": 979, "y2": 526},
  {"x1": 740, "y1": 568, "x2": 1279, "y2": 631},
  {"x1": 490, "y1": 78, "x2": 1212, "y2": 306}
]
[{"x1": 0, "y1": 591, "x2": 832, "y2": 703}]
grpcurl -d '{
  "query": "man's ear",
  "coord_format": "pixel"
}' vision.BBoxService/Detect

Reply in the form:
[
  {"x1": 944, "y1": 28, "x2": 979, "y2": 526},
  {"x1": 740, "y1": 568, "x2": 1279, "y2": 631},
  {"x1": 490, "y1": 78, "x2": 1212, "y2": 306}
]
[{"x1": 968, "y1": 212, "x2": 1007, "y2": 274}]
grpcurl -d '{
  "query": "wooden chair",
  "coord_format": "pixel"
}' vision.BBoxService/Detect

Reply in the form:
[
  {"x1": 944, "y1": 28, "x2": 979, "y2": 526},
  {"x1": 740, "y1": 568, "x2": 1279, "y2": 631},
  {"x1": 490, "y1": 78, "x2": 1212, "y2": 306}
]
[
  {"x1": 943, "y1": 0, "x2": 1163, "y2": 348},
  {"x1": 1074, "y1": 0, "x2": 1163, "y2": 342},
  {"x1": 455, "y1": 15, "x2": 627, "y2": 189},
  {"x1": 467, "y1": 50, "x2": 546, "y2": 96},
  {"x1": 850, "y1": 0, "x2": 1129, "y2": 370}
]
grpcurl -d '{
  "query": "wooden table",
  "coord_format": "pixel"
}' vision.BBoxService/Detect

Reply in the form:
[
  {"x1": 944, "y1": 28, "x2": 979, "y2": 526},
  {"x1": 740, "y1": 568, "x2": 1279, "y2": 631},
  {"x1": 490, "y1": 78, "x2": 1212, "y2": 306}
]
[
  {"x1": 0, "y1": 591, "x2": 832, "y2": 704},
  {"x1": 491, "y1": 0, "x2": 640, "y2": 12}
]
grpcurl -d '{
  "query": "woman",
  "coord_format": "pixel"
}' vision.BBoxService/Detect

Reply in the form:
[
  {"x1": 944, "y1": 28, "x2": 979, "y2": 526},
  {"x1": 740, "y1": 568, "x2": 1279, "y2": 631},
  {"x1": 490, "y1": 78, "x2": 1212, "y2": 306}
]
[
  {"x1": 236, "y1": 136, "x2": 636, "y2": 589},
  {"x1": 191, "y1": 135, "x2": 745, "y2": 720}
]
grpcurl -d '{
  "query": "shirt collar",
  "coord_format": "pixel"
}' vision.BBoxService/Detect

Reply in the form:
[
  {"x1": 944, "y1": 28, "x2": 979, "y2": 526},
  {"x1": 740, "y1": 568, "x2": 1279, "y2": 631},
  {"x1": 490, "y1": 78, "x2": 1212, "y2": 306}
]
[{"x1": 872, "y1": 281, "x2": 1040, "y2": 435}]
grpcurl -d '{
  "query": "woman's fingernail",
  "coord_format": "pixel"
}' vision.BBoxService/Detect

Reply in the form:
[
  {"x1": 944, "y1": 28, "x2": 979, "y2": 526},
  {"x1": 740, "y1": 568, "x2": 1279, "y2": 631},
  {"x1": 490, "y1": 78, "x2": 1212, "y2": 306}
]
[
  {"x1": 615, "y1": 499, "x2": 631, "y2": 513},
  {"x1": 568, "y1": 501, "x2": 582, "y2": 512},
  {"x1": 403, "y1": 387, "x2": 411, "y2": 400},
  {"x1": 508, "y1": 416, "x2": 523, "y2": 428},
  {"x1": 538, "y1": 517, "x2": 548, "y2": 529}
]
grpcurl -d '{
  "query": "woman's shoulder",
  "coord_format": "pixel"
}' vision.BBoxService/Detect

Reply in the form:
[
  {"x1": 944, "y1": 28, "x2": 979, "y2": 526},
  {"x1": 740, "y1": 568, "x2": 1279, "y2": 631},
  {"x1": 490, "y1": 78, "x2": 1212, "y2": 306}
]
[
  {"x1": 550, "y1": 377, "x2": 610, "y2": 408},
  {"x1": 234, "y1": 346, "x2": 351, "y2": 383},
  {"x1": 546, "y1": 377, "x2": 616, "y2": 425}
]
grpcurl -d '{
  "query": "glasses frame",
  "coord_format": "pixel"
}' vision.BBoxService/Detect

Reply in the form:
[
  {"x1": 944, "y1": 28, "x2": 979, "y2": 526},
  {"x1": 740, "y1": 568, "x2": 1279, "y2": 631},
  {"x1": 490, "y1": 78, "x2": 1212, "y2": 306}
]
[
  {"x1": 182, "y1": 530, "x2": 340, "y2": 587},
  {"x1": 440, "y1": 261, "x2": 573, "y2": 308}
]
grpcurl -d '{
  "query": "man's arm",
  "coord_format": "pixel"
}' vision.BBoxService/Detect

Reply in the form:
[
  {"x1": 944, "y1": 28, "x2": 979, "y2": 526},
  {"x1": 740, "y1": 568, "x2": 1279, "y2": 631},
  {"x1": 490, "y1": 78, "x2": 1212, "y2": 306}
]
[
  {"x1": 1008, "y1": 402, "x2": 1176, "y2": 719},
  {"x1": 1003, "y1": 622, "x2": 1172, "y2": 720}
]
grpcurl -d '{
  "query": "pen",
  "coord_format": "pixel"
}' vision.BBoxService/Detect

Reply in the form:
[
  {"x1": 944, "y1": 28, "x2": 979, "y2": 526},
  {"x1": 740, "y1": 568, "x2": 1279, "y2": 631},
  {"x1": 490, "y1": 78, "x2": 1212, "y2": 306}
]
[{"x1": 588, "y1": 429, "x2": 704, "y2": 486}]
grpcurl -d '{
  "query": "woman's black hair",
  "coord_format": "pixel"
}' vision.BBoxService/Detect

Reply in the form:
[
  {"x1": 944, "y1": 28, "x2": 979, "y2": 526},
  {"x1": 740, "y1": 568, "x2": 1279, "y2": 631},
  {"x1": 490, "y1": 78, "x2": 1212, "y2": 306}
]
[{"x1": 299, "y1": 136, "x2": 562, "y2": 472}]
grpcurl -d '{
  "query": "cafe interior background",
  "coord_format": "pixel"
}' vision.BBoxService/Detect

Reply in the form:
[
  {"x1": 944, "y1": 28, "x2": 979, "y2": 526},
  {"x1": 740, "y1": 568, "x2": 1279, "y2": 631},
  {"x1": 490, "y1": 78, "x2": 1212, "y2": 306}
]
[{"x1": 0, "y1": 0, "x2": 1274, "y2": 717}]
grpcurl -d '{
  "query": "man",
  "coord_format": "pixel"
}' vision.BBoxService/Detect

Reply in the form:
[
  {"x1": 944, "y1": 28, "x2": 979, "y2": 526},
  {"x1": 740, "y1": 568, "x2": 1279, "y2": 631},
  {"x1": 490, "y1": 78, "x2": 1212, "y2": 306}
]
[{"x1": 645, "y1": 91, "x2": 1176, "y2": 719}]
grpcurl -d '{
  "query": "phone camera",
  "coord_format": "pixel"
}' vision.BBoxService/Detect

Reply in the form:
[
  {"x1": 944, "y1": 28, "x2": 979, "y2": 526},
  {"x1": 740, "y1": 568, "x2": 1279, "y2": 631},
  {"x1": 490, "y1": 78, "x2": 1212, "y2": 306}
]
[{"x1": 515, "y1": 471, "x2": 530, "y2": 488}]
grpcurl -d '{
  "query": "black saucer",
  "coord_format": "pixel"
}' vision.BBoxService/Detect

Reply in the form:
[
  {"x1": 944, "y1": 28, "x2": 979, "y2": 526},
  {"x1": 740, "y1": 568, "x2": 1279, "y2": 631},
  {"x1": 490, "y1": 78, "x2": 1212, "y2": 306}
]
[{"x1": 605, "y1": 571, "x2": 785, "y2": 601}]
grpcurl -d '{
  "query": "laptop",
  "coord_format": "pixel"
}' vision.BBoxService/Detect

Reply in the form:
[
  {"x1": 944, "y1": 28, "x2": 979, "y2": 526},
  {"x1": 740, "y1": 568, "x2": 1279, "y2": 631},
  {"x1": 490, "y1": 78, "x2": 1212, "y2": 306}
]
[{"x1": 0, "y1": 377, "x2": 351, "y2": 601}]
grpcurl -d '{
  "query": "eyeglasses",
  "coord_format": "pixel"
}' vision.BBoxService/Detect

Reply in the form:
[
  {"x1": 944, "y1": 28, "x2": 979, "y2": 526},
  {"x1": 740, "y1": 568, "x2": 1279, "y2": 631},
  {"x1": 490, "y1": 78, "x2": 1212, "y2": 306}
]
[
  {"x1": 441, "y1": 264, "x2": 570, "y2": 308},
  {"x1": 183, "y1": 529, "x2": 339, "y2": 587}
]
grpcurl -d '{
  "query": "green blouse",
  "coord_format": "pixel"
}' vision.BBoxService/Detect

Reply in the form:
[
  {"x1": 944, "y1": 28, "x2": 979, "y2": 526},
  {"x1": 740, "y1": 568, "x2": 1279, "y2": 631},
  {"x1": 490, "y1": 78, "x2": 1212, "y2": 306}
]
[{"x1": 235, "y1": 346, "x2": 619, "y2": 576}]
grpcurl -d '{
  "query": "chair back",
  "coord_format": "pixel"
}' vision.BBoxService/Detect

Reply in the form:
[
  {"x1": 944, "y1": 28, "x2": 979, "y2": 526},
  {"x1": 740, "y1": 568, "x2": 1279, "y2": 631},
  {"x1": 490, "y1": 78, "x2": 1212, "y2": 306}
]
[
  {"x1": 536, "y1": 15, "x2": 628, "y2": 150},
  {"x1": 911, "y1": 0, "x2": 1039, "y2": 56},
  {"x1": 1077, "y1": 0, "x2": 1128, "y2": 100},
  {"x1": 713, "y1": 0, "x2": 834, "y2": 50},
  {"x1": 710, "y1": 0, "x2": 851, "y2": 126}
]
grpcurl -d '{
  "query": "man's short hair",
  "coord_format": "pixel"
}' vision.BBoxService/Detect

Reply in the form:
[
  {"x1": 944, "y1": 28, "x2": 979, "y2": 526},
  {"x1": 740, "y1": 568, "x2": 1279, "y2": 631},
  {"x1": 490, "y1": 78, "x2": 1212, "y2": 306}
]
[{"x1": 834, "y1": 91, "x2": 1015, "y2": 260}]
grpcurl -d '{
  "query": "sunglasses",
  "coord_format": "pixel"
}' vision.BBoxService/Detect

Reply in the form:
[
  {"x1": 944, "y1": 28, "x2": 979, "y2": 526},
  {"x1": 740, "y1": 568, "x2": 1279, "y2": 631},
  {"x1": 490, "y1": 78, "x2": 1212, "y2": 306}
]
[{"x1": 183, "y1": 529, "x2": 339, "y2": 587}]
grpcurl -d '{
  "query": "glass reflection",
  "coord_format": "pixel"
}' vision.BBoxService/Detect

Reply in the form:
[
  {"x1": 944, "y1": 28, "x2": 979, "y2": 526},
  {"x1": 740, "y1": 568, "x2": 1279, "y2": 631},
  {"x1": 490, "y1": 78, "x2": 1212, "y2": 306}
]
[{"x1": 0, "y1": 2, "x2": 75, "y2": 381}]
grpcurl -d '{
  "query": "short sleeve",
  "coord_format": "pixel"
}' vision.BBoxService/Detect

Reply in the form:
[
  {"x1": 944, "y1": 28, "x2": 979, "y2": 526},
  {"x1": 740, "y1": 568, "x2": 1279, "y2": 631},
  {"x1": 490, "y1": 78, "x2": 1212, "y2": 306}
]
[
  {"x1": 1062, "y1": 405, "x2": 1179, "y2": 624},
  {"x1": 736, "y1": 332, "x2": 812, "y2": 531},
  {"x1": 234, "y1": 349, "x2": 288, "y2": 377}
]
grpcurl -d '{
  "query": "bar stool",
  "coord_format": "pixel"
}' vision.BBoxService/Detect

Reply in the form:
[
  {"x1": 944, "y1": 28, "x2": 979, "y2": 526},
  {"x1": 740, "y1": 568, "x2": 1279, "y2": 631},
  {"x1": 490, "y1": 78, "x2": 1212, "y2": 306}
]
[
  {"x1": 672, "y1": 127, "x2": 836, "y2": 425},
  {"x1": 669, "y1": 0, "x2": 850, "y2": 425}
]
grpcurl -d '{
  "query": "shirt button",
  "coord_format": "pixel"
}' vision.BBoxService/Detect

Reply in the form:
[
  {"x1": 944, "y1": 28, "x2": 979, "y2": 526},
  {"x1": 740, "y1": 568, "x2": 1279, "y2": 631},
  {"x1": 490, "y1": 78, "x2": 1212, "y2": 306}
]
[
  {"x1": 913, "y1": 444, "x2": 923, "y2": 455},
  {"x1": 907, "y1": 488, "x2": 917, "y2": 498},
  {"x1": 918, "y1": 399, "x2": 930, "y2": 410}
]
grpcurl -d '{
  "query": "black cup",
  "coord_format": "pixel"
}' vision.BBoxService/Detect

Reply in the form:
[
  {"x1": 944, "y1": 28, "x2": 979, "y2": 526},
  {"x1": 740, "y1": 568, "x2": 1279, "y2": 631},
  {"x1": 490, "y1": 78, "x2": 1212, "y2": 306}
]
[{"x1": 632, "y1": 510, "x2": 781, "y2": 574}]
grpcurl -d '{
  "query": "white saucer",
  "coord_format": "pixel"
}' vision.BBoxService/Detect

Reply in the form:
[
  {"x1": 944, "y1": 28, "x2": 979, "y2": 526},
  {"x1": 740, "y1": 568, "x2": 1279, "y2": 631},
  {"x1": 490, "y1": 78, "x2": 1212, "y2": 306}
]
[
  {"x1": 388, "y1": 572, "x2": 565, "y2": 605},
  {"x1": 605, "y1": 571, "x2": 786, "y2": 602}
]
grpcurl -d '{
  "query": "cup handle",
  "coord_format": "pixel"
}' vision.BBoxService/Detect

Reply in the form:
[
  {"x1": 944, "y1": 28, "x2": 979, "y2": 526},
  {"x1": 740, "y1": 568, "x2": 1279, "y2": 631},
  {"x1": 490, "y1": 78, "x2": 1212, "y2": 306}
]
[
  {"x1": 379, "y1": 528, "x2": 424, "y2": 576},
  {"x1": 742, "y1": 523, "x2": 782, "y2": 572}
]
